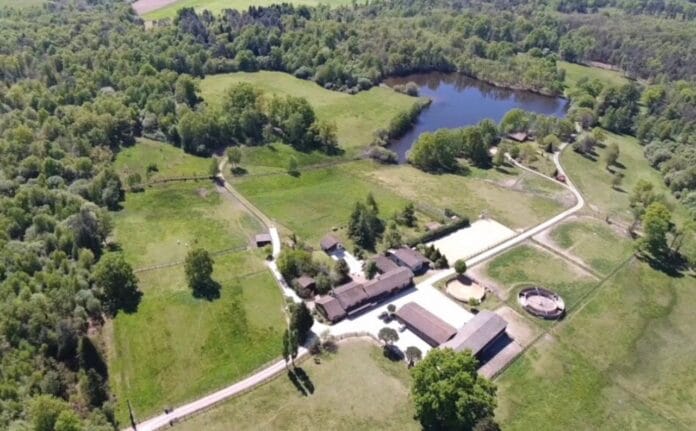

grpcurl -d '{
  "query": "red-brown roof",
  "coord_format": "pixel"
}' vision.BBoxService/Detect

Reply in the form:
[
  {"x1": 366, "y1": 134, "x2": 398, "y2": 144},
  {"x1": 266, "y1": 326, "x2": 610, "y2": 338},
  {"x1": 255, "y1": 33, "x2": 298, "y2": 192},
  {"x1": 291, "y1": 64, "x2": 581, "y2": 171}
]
[
  {"x1": 396, "y1": 302, "x2": 457, "y2": 347},
  {"x1": 315, "y1": 295, "x2": 346, "y2": 322}
]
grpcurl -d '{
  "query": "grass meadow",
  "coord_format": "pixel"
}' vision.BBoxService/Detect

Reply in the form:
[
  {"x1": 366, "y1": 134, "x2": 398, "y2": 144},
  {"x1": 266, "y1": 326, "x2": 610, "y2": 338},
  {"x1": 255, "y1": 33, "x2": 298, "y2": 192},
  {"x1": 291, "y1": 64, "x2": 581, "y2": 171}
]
[
  {"x1": 558, "y1": 60, "x2": 630, "y2": 94},
  {"x1": 115, "y1": 138, "x2": 211, "y2": 182},
  {"x1": 107, "y1": 255, "x2": 285, "y2": 423},
  {"x1": 200, "y1": 71, "x2": 422, "y2": 155},
  {"x1": 141, "y1": 0, "x2": 352, "y2": 20},
  {"x1": 171, "y1": 341, "x2": 419, "y2": 431},
  {"x1": 549, "y1": 218, "x2": 634, "y2": 275},
  {"x1": 0, "y1": 0, "x2": 44, "y2": 8}
]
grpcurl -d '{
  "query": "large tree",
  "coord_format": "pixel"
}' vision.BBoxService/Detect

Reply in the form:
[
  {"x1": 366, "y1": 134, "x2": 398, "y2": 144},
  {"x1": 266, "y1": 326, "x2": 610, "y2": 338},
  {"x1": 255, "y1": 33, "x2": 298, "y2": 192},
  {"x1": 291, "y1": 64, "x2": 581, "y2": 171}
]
[
  {"x1": 638, "y1": 202, "x2": 672, "y2": 259},
  {"x1": 411, "y1": 349, "x2": 497, "y2": 430},
  {"x1": 93, "y1": 253, "x2": 141, "y2": 313},
  {"x1": 290, "y1": 302, "x2": 314, "y2": 344},
  {"x1": 184, "y1": 248, "x2": 215, "y2": 295}
]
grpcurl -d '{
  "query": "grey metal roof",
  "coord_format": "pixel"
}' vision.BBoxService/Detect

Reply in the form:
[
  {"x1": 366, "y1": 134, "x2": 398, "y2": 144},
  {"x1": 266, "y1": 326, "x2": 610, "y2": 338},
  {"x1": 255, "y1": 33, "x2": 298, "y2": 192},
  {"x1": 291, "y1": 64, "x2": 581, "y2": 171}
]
[
  {"x1": 390, "y1": 247, "x2": 429, "y2": 270},
  {"x1": 440, "y1": 311, "x2": 507, "y2": 356},
  {"x1": 395, "y1": 302, "x2": 457, "y2": 347},
  {"x1": 255, "y1": 233, "x2": 272, "y2": 243}
]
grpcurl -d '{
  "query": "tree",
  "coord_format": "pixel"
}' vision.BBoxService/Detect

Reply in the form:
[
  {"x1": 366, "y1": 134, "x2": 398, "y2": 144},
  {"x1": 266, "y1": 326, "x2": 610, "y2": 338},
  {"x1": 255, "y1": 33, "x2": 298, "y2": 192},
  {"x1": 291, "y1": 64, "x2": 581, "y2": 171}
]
[
  {"x1": 93, "y1": 253, "x2": 141, "y2": 313},
  {"x1": 611, "y1": 172, "x2": 624, "y2": 189},
  {"x1": 282, "y1": 328, "x2": 299, "y2": 367},
  {"x1": 542, "y1": 134, "x2": 560, "y2": 153},
  {"x1": 315, "y1": 272, "x2": 332, "y2": 295},
  {"x1": 405, "y1": 346, "x2": 422, "y2": 366},
  {"x1": 287, "y1": 156, "x2": 299, "y2": 176},
  {"x1": 333, "y1": 258, "x2": 350, "y2": 284},
  {"x1": 411, "y1": 349, "x2": 497, "y2": 430},
  {"x1": 365, "y1": 260, "x2": 378, "y2": 280},
  {"x1": 366, "y1": 192, "x2": 379, "y2": 214},
  {"x1": 227, "y1": 147, "x2": 242, "y2": 167},
  {"x1": 492, "y1": 148, "x2": 506, "y2": 168},
  {"x1": 604, "y1": 142, "x2": 620, "y2": 169},
  {"x1": 401, "y1": 203, "x2": 417, "y2": 227},
  {"x1": 277, "y1": 248, "x2": 315, "y2": 281},
  {"x1": 378, "y1": 327, "x2": 399, "y2": 345},
  {"x1": 30, "y1": 395, "x2": 70, "y2": 431},
  {"x1": 409, "y1": 131, "x2": 458, "y2": 173},
  {"x1": 184, "y1": 248, "x2": 215, "y2": 295},
  {"x1": 208, "y1": 158, "x2": 219, "y2": 176},
  {"x1": 55, "y1": 410, "x2": 84, "y2": 431},
  {"x1": 290, "y1": 302, "x2": 314, "y2": 343},
  {"x1": 381, "y1": 220, "x2": 403, "y2": 250},
  {"x1": 454, "y1": 259, "x2": 467, "y2": 275},
  {"x1": 126, "y1": 172, "x2": 142, "y2": 190},
  {"x1": 629, "y1": 180, "x2": 660, "y2": 221},
  {"x1": 638, "y1": 202, "x2": 672, "y2": 259}
]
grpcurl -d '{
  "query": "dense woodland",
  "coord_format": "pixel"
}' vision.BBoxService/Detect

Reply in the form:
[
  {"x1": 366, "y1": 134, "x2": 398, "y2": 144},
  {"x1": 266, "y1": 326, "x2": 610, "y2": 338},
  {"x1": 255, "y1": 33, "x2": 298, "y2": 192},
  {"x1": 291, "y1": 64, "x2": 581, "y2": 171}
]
[{"x1": 0, "y1": 0, "x2": 695, "y2": 428}]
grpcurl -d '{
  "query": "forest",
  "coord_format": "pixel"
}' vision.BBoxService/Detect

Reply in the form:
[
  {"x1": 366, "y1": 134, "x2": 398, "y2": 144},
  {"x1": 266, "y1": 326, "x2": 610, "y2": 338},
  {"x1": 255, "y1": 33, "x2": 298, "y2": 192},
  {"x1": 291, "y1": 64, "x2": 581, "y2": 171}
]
[{"x1": 0, "y1": 0, "x2": 694, "y2": 428}]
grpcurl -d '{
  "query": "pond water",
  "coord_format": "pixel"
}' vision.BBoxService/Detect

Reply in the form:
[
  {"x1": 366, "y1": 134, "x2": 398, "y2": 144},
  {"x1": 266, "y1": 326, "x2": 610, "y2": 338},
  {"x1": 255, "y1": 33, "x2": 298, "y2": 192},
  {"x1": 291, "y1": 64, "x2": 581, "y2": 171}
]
[{"x1": 384, "y1": 73, "x2": 568, "y2": 162}]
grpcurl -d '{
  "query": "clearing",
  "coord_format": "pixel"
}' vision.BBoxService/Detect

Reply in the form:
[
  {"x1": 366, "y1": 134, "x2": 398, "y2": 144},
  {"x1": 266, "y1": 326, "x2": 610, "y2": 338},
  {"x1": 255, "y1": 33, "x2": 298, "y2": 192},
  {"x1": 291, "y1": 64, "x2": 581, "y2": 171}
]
[
  {"x1": 170, "y1": 341, "x2": 419, "y2": 431},
  {"x1": 200, "y1": 71, "x2": 422, "y2": 155},
  {"x1": 107, "y1": 254, "x2": 285, "y2": 423},
  {"x1": 138, "y1": 0, "x2": 352, "y2": 20},
  {"x1": 558, "y1": 60, "x2": 630, "y2": 94},
  {"x1": 115, "y1": 138, "x2": 211, "y2": 183},
  {"x1": 112, "y1": 182, "x2": 262, "y2": 268}
]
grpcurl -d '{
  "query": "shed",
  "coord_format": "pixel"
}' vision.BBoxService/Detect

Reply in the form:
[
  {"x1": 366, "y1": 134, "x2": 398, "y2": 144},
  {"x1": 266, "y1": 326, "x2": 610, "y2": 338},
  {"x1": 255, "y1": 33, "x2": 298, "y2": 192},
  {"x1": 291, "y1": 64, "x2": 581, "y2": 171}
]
[
  {"x1": 296, "y1": 275, "x2": 316, "y2": 291},
  {"x1": 315, "y1": 296, "x2": 346, "y2": 322},
  {"x1": 440, "y1": 311, "x2": 507, "y2": 358},
  {"x1": 425, "y1": 221, "x2": 443, "y2": 232},
  {"x1": 389, "y1": 247, "x2": 430, "y2": 273},
  {"x1": 320, "y1": 234, "x2": 343, "y2": 253},
  {"x1": 255, "y1": 233, "x2": 272, "y2": 247},
  {"x1": 395, "y1": 302, "x2": 457, "y2": 347},
  {"x1": 373, "y1": 255, "x2": 399, "y2": 274},
  {"x1": 507, "y1": 132, "x2": 528, "y2": 142}
]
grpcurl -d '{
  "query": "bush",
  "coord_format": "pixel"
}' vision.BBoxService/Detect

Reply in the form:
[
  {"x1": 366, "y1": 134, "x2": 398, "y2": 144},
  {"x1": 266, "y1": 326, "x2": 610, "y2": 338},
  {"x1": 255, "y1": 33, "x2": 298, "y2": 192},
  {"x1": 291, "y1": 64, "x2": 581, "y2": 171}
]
[
  {"x1": 454, "y1": 259, "x2": 467, "y2": 275},
  {"x1": 366, "y1": 145, "x2": 398, "y2": 164}
]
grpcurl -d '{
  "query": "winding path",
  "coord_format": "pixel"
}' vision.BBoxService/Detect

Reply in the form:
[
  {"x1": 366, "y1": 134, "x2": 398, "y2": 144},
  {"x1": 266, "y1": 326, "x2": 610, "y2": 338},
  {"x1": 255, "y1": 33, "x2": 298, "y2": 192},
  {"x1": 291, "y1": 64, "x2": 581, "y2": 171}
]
[{"x1": 124, "y1": 145, "x2": 584, "y2": 431}]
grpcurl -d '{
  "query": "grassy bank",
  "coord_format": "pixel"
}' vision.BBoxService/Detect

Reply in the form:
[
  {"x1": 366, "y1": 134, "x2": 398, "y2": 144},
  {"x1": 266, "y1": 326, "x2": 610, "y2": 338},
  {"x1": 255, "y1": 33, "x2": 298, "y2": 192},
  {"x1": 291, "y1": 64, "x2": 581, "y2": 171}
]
[
  {"x1": 171, "y1": 341, "x2": 419, "y2": 431},
  {"x1": 142, "y1": 0, "x2": 351, "y2": 20}
]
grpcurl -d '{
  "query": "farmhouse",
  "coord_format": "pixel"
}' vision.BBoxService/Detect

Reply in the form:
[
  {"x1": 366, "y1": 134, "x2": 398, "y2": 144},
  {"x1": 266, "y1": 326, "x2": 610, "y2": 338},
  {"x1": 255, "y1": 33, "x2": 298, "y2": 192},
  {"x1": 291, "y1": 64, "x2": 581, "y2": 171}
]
[
  {"x1": 395, "y1": 302, "x2": 457, "y2": 347},
  {"x1": 320, "y1": 234, "x2": 343, "y2": 253},
  {"x1": 315, "y1": 295, "x2": 346, "y2": 322},
  {"x1": 440, "y1": 311, "x2": 507, "y2": 359},
  {"x1": 314, "y1": 268, "x2": 415, "y2": 323},
  {"x1": 254, "y1": 233, "x2": 272, "y2": 247},
  {"x1": 389, "y1": 247, "x2": 430, "y2": 274}
]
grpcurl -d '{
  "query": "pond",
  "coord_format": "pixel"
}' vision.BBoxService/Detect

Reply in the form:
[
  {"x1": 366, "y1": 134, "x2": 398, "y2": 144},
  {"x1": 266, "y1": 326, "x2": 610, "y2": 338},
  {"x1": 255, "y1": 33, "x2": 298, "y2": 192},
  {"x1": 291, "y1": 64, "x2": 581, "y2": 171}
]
[{"x1": 384, "y1": 73, "x2": 569, "y2": 162}]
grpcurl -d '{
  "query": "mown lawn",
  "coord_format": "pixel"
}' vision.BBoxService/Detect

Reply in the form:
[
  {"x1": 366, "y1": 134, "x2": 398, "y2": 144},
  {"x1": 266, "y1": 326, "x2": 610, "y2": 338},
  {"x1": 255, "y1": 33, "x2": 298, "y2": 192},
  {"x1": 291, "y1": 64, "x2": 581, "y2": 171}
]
[
  {"x1": 483, "y1": 243, "x2": 597, "y2": 312},
  {"x1": 200, "y1": 71, "x2": 421, "y2": 155},
  {"x1": 113, "y1": 182, "x2": 262, "y2": 268},
  {"x1": 558, "y1": 60, "x2": 630, "y2": 94},
  {"x1": 363, "y1": 164, "x2": 572, "y2": 231},
  {"x1": 108, "y1": 254, "x2": 285, "y2": 424},
  {"x1": 115, "y1": 138, "x2": 211, "y2": 182},
  {"x1": 497, "y1": 259, "x2": 696, "y2": 430},
  {"x1": 142, "y1": 0, "x2": 351, "y2": 20},
  {"x1": 549, "y1": 218, "x2": 634, "y2": 275},
  {"x1": 171, "y1": 341, "x2": 419, "y2": 431},
  {"x1": 232, "y1": 161, "x2": 409, "y2": 245}
]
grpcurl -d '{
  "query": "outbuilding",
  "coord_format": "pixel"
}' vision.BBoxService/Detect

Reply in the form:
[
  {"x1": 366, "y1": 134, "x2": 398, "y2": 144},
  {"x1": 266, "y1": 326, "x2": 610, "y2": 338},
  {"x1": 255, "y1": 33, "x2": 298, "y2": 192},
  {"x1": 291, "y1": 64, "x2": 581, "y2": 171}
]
[
  {"x1": 389, "y1": 247, "x2": 430, "y2": 274},
  {"x1": 395, "y1": 302, "x2": 457, "y2": 347},
  {"x1": 440, "y1": 311, "x2": 507, "y2": 358},
  {"x1": 254, "y1": 233, "x2": 272, "y2": 248},
  {"x1": 320, "y1": 234, "x2": 343, "y2": 253},
  {"x1": 315, "y1": 296, "x2": 346, "y2": 322}
]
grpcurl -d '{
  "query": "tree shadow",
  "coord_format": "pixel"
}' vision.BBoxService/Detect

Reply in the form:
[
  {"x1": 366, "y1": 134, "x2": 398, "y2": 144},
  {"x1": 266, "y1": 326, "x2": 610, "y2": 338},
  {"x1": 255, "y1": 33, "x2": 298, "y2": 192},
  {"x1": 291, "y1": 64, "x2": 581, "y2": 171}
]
[
  {"x1": 231, "y1": 166, "x2": 247, "y2": 176},
  {"x1": 383, "y1": 344, "x2": 404, "y2": 361},
  {"x1": 611, "y1": 186, "x2": 627, "y2": 193},
  {"x1": 287, "y1": 366, "x2": 315, "y2": 395},
  {"x1": 192, "y1": 279, "x2": 221, "y2": 301},
  {"x1": 639, "y1": 253, "x2": 686, "y2": 278}
]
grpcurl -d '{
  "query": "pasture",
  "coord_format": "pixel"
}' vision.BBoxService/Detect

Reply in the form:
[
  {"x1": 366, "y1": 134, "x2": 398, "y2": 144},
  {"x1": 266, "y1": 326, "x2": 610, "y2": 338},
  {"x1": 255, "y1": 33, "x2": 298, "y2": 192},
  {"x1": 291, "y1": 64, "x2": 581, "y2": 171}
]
[
  {"x1": 115, "y1": 138, "x2": 211, "y2": 182},
  {"x1": 139, "y1": 0, "x2": 352, "y2": 20},
  {"x1": 107, "y1": 255, "x2": 285, "y2": 423},
  {"x1": 112, "y1": 182, "x2": 262, "y2": 268},
  {"x1": 200, "y1": 71, "x2": 422, "y2": 155},
  {"x1": 558, "y1": 60, "x2": 630, "y2": 94},
  {"x1": 171, "y1": 341, "x2": 419, "y2": 431}
]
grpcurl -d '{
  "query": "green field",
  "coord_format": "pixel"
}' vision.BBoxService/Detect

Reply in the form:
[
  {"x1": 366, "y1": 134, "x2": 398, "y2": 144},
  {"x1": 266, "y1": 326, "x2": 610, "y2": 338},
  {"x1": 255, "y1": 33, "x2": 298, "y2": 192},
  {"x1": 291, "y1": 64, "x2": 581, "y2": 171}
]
[
  {"x1": 172, "y1": 341, "x2": 419, "y2": 431},
  {"x1": 115, "y1": 138, "x2": 211, "y2": 182},
  {"x1": 484, "y1": 244, "x2": 597, "y2": 312},
  {"x1": 0, "y1": 0, "x2": 44, "y2": 8},
  {"x1": 364, "y1": 164, "x2": 572, "y2": 231},
  {"x1": 232, "y1": 161, "x2": 409, "y2": 245},
  {"x1": 200, "y1": 71, "x2": 421, "y2": 155},
  {"x1": 113, "y1": 182, "x2": 262, "y2": 268},
  {"x1": 549, "y1": 218, "x2": 634, "y2": 275},
  {"x1": 142, "y1": 0, "x2": 351, "y2": 20},
  {"x1": 107, "y1": 254, "x2": 285, "y2": 423},
  {"x1": 559, "y1": 60, "x2": 630, "y2": 94},
  {"x1": 497, "y1": 258, "x2": 696, "y2": 430}
]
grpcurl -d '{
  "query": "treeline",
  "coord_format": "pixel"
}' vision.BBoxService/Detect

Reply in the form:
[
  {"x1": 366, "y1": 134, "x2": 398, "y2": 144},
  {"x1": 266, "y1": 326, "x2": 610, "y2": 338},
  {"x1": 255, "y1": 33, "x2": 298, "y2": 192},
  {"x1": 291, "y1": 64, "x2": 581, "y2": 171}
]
[{"x1": 177, "y1": 82, "x2": 338, "y2": 155}]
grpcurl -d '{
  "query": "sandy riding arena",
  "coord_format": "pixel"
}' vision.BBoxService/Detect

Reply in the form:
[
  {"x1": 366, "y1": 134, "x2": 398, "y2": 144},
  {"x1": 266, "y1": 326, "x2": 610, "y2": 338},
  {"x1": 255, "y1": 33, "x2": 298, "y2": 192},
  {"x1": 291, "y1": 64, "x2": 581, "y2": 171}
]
[
  {"x1": 446, "y1": 276, "x2": 485, "y2": 303},
  {"x1": 427, "y1": 218, "x2": 516, "y2": 263}
]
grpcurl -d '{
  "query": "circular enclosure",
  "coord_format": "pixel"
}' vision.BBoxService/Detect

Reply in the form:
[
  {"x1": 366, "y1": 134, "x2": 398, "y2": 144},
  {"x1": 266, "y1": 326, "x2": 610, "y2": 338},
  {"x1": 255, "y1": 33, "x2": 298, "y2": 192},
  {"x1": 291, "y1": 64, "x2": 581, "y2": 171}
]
[
  {"x1": 446, "y1": 276, "x2": 485, "y2": 303},
  {"x1": 518, "y1": 286, "x2": 565, "y2": 319}
]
